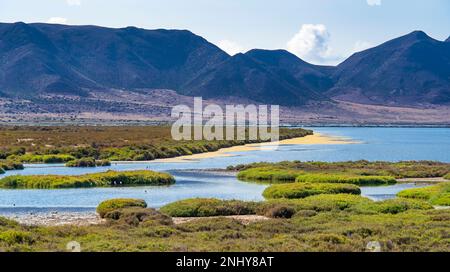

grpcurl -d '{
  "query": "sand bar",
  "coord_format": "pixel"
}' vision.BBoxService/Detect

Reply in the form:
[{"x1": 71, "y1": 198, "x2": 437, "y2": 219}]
[{"x1": 148, "y1": 133, "x2": 359, "y2": 163}]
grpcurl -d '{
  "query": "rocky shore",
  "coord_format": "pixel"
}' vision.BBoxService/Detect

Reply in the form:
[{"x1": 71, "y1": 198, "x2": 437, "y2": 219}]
[{"x1": 2, "y1": 211, "x2": 105, "y2": 226}]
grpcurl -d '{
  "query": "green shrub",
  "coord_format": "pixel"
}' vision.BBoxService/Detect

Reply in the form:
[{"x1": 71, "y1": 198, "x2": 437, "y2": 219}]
[
  {"x1": 295, "y1": 174, "x2": 396, "y2": 186},
  {"x1": 160, "y1": 198, "x2": 259, "y2": 217},
  {"x1": 398, "y1": 183, "x2": 450, "y2": 206},
  {"x1": 264, "y1": 205, "x2": 296, "y2": 218},
  {"x1": 13, "y1": 154, "x2": 76, "y2": 164},
  {"x1": 352, "y1": 198, "x2": 433, "y2": 214},
  {"x1": 374, "y1": 199, "x2": 433, "y2": 214},
  {"x1": 104, "y1": 207, "x2": 172, "y2": 226},
  {"x1": 0, "y1": 168, "x2": 4, "y2": 174},
  {"x1": 260, "y1": 194, "x2": 431, "y2": 215},
  {"x1": 263, "y1": 183, "x2": 361, "y2": 199},
  {"x1": 97, "y1": 199, "x2": 147, "y2": 218},
  {"x1": 96, "y1": 160, "x2": 111, "y2": 167},
  {"x1": 66, "y1": 158, "x2": 111, "y2": 167},
  {"x1": 0, "y1": 170, "x2": 175, "y2": 189},
  {"x1": 259, "y1": 194, "x2": 373, "y2": 214},
  {"x1": 237, "y1": 167, "x2": 303, "y2": 183},
  {"x1": 444, "y1": 173, "x2": 450, "y2": 180},
  {"x1": 66, "y1": 157, "x2": 96, "y2": 167},
  {"x1": 0, "y1": 230, "x2": 34, "y2": 245},
  {"x1": 176, "y1": 217, "x2": 245, "y2": 232},
  {"x1": 0, "y1": 160, "x2": 24, "y2": 171},
  {"x1": 0, "y1": 217, "x2": 19, "y2": 227}
]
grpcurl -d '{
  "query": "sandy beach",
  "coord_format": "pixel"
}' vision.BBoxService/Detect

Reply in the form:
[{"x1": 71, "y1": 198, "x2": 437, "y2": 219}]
[{"x1": 151, "y1": 133, "x2": 358, "y2": 163}]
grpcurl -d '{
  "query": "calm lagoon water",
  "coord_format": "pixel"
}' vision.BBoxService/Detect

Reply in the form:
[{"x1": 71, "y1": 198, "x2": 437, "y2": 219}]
[{"x1": 0, "y1": 127, "x2": 449, "y2": 214}]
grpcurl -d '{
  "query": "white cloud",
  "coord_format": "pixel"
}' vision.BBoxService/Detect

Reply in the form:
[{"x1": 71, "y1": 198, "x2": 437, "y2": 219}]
[
  {"x1": 367, "y1": 0, "x2": 381, "y2": 6},
  {"x1": 286, "y1": 24, "x2": 337, "y2": 64},
  {"x1": 47, "y1": 17, "x2": 68, "y2": 24},
  {"x1": 216, "y1": 40, "x2": 245, "y2": 56},
  {"x1": 66, "y1": 0, "x2": 81, "y2": 6}
]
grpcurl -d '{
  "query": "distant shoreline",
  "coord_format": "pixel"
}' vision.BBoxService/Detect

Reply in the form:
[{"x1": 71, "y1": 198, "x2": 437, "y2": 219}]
[
  {"x1": 1, "y1": 121, "x2": 449, "y2": 128},
  {"x1": 116, "y1": 133, "x2": 358, "y2": 163}
]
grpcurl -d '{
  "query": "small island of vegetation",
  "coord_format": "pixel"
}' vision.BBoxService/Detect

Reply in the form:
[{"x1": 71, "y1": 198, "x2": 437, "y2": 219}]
[
  {"x1": 234, "y1": 160, "x2": 450, "y2": 184},
  {"x1": 0, "y1": 170, "x2": 175, "y2": 189}
]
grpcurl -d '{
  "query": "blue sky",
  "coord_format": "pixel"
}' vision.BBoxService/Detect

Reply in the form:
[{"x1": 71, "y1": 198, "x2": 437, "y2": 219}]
[{"x1": 1, "y1": 0, "x2": 449, "y2": 65}]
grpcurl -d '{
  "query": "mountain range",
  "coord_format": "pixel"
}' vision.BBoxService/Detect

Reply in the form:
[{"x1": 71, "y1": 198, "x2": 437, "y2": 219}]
[{"x1": 1, "y1": 22, "x2": 449, "y2": 107}]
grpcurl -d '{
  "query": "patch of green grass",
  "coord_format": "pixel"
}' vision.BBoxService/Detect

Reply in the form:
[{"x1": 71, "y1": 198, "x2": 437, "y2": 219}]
[
  {"x1": 160, "y1": 198, "x2": 260, "y2": 217},
  {"x1": 263, "y1": 183, "x2": 361, "y2": 199},
  {"x1": 237, "y1": 167, "x2": 303, "y2": 183},
  {"x1": 398, "y1": 183, "x2": 450, "y2": 206},
  {"x1": 97, "y1": 199, "x2": 148, "y2": 218},
  {"x1": 0, "y1": 170, "x2": 175, "y2": 189},
  {"x1": 295, "y1": 174, "x2": 396, "y2": 186}
]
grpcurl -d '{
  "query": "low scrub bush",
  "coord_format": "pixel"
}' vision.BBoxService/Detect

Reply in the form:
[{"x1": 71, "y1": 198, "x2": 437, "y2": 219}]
[
  {"x1": 97, "y1": 199, "x2": 147, "y2": 218},
  {"x1": 12, "y1": 154, "x2": 76, "y2": 164},
  {"x1": 96, "y1": 160, "x2": 111, "y2": 167},
  {"x1": 0, "y1": 170, "x2": 175, "y2": 189},
  {"x1": 263, "y1": 183, "x2": 361, "y2": 199},
  {"x1": 260, "y1": 194, "x2": 431, "y2": 215},
  {"x1": 259, "y1": 194, "x2": 373, "y2": 214},
  {"x1": 0, "y1": 230, "x2": 34, "y2": 245},
  {"x1": 104, "y1": 207, "x2": 173, "y2": 226},
  {"x1": 398, "y1": 183, "x2": 450, "y2": 206},
  {"x1": 264, "y1": 205, "x2": 296, "y2": 218},
  {"x1": 0, "y1": 160, "x2": 24, "y2": 171},
  {"x1": 176, "y1": 217, "x2": 244, "y2": 232},
  {"x1": 0, "y1": 216, "x2": 19, "y2": 227},
  {"x1": 160, "y1": 198, "x2": 259, "y2": 217},
  {"x1": 352, "y1": 198, "x2": 433, "y2": 214},
  {"x1": 295, "y1": 174, "x2": 396, "y2": 186},
  {"x1": 66, "y1": 158, "x2": 96, "y2": 167},
  {"x1": 66, "y1": 158, "x2": 111, "y2": 167}
]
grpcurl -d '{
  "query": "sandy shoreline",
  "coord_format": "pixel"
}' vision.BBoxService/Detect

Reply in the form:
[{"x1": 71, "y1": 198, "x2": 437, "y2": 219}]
[{"x1": 115, "y1": 133, "x2": 359, "y2": 163}]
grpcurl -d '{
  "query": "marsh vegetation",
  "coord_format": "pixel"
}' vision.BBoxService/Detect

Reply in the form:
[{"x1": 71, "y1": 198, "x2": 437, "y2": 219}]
[
  {"x1": 234, "y1": 161, "x2": 450, "y2": 184},
  {"x1": 0, "y1": 193, "x2": 447, "y2": 252},
  {"x1": 0, "y1": 126, "x2": 312, "y2": 164}
]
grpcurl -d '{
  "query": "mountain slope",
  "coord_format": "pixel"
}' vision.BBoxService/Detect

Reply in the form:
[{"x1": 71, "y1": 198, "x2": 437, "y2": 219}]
[
  {"x1": 181, "y1": 53, "x2": 327, "y2": 105},
  {"x1": 245, "y1": 49, "x2": 335, "y2": 92},
  {"x1": 1, "y1": 23, "x2": 449, "y2": 108},
  {"x1": 330, "y1": 31, "x2": 450, "y2": 105},
  {"x1": 0, "y1": 22, "x2": 228, "y2": 98}
]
